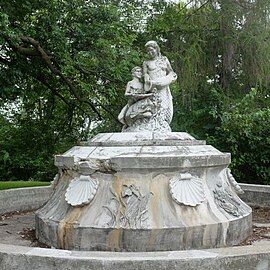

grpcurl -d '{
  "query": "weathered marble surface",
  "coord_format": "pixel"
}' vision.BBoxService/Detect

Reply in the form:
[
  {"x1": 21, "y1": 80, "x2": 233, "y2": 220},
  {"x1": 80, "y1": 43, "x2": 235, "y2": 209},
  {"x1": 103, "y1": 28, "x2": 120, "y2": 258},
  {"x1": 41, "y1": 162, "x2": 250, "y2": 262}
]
[
  {"x1": 239, "y1": 183, "x2": 270, "y2": 207},
  {"x1": 1, "y1": 243, "x2": 270, "y2": 270},
  {"x1": 87, "y1": 132, "x2": 202, "y2": 146},
  {"x1": 0, "y1": 186, "x2": 52, "y2": 215},
  {"x1": 36, "y1": 132, "x2": 252, "y2": 251}
]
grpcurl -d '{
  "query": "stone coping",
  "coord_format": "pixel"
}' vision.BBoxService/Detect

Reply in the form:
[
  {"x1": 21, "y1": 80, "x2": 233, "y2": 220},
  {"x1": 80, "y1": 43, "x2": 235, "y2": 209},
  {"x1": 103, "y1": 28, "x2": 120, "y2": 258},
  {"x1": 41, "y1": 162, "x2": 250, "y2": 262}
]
[
  {"x1": 55, "y1": 145, "x2": 231, "y2": 170},
  {"x1": 240, "y1": 183, "x2": 270, "y2": 193},
  {"x1": 239, "y1": 183, "x2": 270, "y2": 207},
  {"x1": 0, "y1": 186, "x2": 52, "y2": 215},
  {"x1": 0, "y1": 243, "x2": 269, "y2": 269},
  {"x1": 84, "y1": 132, "x2": 206, "y2": 146}
]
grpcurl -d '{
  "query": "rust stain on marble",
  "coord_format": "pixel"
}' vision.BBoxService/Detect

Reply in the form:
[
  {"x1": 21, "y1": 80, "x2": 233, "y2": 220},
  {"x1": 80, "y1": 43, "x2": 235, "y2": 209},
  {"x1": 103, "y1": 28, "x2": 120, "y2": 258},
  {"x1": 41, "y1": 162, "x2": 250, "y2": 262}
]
[
  {"x1": 149, "y1": 175, "x2": 166, "y2": 228},
  {"x1": 58, "y1": 207, "x2": 83, "y2": 249},
  {"x1": 107, "y1": 228, "x2": 121, "y2": 251},
  {"x1": 148, "y1": 229, "x2": 159, "y2": 249},
  {"x1": 111, "y1": 174, "x2": 125, "y2": 225}
]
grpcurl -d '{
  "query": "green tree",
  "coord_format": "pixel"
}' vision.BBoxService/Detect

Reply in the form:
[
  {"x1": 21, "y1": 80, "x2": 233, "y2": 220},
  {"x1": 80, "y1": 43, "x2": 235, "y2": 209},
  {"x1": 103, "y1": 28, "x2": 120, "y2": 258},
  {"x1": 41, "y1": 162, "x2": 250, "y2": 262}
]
[
  {"x1": 145, "y1": 0, "x2": 270, "y2": 184},
  {"x1": 0, "y1": 0, "x2": 150, "y2": 181},
  {"x1": 0, "y1": 0, "x2": 269, "y2": 184}
]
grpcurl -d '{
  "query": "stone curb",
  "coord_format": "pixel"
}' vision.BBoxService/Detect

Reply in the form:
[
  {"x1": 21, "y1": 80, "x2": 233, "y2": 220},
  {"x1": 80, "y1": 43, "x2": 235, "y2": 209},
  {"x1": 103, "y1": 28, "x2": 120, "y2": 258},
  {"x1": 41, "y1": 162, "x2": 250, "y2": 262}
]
[
  {"x1": 0, "y1": 186, "x2": 53, "y2": 215},
  {"x1": 239, "y1": 183, "x2": 270, "y2": 207},
  {"x1": 0, "y1": 243, "x2": 269, "y2": 270}
]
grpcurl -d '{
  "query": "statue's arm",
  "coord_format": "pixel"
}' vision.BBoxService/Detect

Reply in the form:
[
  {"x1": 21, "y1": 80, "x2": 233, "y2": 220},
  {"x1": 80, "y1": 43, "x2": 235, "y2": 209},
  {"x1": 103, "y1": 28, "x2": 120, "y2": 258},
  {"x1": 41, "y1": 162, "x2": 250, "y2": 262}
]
[
  {"x1": 143, "y1": 61, "x2": 153, "y2": 92},
  {"x1": 153, "y1": 57, "x2": 177, "y2": 88},
  {"x1": 165, "y1": 57, "x2": 177, "y2": 80},
  {"x1": 125, "y1": 82, "x2": 133, "y2": 97}
]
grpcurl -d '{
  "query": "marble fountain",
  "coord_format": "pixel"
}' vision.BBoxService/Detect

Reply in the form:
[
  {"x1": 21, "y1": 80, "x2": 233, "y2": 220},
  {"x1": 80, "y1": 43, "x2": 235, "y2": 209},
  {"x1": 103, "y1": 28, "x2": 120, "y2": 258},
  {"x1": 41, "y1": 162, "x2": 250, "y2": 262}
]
[{"x1": 35, "y1": 41, "x2": 252, "y2": 252}]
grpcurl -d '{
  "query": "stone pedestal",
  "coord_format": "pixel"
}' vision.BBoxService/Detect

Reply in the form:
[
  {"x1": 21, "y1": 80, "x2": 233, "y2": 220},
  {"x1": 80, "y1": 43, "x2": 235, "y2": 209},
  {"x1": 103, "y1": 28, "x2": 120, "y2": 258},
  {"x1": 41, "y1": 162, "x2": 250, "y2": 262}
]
[{"x1": 36, "y1": 132, "x2": 252, "y2": 251}]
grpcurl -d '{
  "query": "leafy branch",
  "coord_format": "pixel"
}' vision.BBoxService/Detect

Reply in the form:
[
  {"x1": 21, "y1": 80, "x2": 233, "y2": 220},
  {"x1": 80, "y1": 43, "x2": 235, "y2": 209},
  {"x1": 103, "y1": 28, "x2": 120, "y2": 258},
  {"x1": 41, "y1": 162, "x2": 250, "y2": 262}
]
[{"x1": 5, "y1": 35, "x2": 103, "y2": 119}]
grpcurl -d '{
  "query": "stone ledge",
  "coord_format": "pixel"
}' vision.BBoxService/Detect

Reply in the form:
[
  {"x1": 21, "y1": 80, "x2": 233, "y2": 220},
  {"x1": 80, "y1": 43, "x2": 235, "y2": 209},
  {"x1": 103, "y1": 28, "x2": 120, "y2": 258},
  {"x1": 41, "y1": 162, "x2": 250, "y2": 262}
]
[
  {"x1": 240, "y1": 183, "x2": 270, "y2": 207},
  {"x1": 87, "y1": 132, "x2": 201, "y2": 147},
  {"x1": 0, "y1": 243, "x2": 269, "y2": 270},
  {"x1": 55, "y1": 145, "x2": 231, "y2": 170},
  {"x1": 0, "y1": 186, "x2": 53, "y2": 215}
]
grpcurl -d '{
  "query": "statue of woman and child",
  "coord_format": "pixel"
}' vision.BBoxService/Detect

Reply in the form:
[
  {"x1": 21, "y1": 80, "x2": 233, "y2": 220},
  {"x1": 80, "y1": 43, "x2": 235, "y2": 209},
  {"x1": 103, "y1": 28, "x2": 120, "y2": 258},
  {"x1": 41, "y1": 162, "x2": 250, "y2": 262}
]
[{"x1": 118, "y1": 41, "x2": 177, "y2": 132}]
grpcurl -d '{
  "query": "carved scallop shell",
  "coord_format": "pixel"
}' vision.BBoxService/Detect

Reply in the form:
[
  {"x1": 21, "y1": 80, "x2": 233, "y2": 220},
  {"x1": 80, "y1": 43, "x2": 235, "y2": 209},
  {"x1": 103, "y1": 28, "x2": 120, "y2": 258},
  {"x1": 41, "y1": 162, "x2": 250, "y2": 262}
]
[
  {"x1": 169, "y1": 173, "x2": 205, "y2": 207},
  {"x1": 65, "y1": 175, "x2": 99, "y2": 206}
]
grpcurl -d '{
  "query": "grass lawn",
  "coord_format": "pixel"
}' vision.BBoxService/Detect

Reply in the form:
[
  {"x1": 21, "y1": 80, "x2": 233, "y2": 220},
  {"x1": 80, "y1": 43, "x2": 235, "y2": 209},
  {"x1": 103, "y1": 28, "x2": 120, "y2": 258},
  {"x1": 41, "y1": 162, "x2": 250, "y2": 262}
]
[{"x1": 0, "y1": 181, "x2": 51, "y2": 190}]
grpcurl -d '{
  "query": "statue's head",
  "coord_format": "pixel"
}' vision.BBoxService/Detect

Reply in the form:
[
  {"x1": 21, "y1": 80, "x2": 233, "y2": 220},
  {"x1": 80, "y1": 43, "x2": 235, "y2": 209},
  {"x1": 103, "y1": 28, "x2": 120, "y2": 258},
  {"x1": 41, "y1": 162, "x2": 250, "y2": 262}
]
[
  {"x1": 145, "y1": 41, "x2": 161, "y2": 58},
  {"x1": 131, "y1": 66, "x2": 142, "y2": 79}
]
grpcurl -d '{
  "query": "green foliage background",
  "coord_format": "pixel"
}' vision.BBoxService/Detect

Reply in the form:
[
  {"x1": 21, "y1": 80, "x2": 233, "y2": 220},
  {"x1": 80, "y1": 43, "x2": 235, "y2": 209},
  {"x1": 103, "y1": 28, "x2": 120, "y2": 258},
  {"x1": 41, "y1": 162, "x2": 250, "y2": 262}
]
[{"x1": 0, "y1": 0, "x2": 269, "y2": 184}]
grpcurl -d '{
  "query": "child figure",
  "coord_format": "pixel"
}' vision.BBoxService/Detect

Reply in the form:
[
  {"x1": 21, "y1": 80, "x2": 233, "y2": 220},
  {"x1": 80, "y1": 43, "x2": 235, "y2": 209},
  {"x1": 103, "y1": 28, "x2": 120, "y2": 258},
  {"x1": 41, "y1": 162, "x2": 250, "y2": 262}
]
[
  {"x1": 118, "y1": 67, "x2": 154, "y2": 129},
  {"x1": 125, "y1": 66, "x2": 144, "y2": 100}
]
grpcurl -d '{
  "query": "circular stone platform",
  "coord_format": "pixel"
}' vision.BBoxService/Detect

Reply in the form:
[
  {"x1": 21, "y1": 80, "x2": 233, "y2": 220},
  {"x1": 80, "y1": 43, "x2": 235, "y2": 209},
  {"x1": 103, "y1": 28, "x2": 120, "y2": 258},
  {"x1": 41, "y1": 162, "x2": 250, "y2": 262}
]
[{"x1": 35, "y1": 132, "x2": 252, "y2": 251}]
